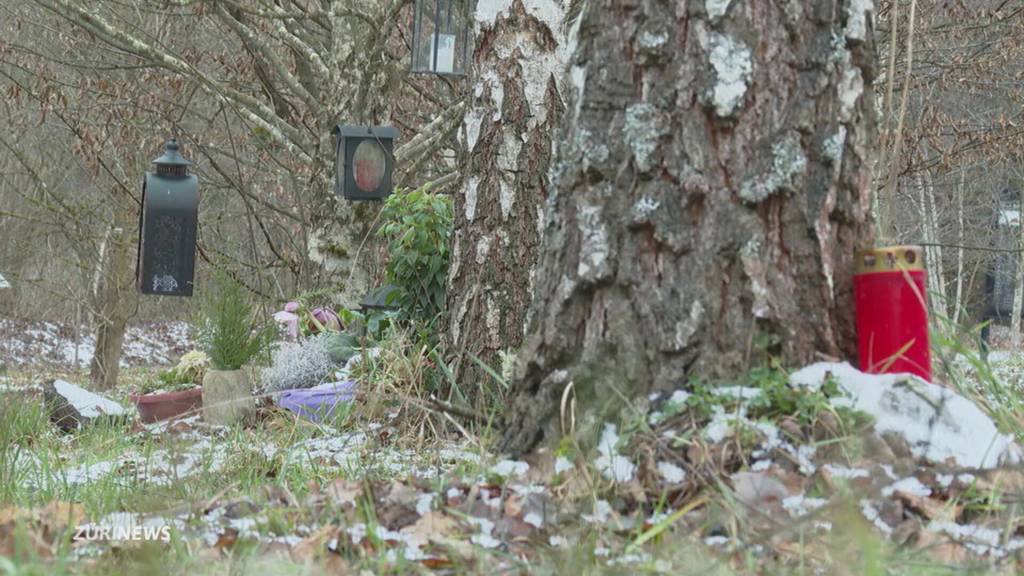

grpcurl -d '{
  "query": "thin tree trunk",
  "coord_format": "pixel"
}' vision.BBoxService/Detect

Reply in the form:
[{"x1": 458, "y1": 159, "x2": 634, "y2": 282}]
[
  {"x1": 952, "y1": 168, "x2": 965, "y2": 325},
  {"x1": 501, "y1": 0, "x2": 876, "y2": 454},
  {"x1": 89, "y1": 213, "x2": 137, "y2": 390},
  {"x1": 1012, "y1": 188, "x2": 1024, "y2": 348},
  {"x1": 916, "y1": 171, "x2": 946, "y2": 318},
  {"x1": 445, "y1": 0, "x2": 572, "y2": 389}
]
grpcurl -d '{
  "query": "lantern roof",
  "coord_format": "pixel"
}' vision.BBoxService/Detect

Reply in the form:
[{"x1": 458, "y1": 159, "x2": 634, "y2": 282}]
[{"x1": 152, "y1": 139, "x2": 192, "y2": 167}]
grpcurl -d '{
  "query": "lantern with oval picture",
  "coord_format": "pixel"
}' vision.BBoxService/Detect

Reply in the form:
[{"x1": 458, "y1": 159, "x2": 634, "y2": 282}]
[
  {"x1": 136, "y1": 139, "x2": 199, "y2": 297},
  {"x1": 333, "y1": 125, "x2": 396, "y2": 201}
]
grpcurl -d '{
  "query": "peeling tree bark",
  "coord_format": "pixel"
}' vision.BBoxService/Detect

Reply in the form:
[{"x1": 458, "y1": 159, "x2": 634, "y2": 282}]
[
  {"x1": 446, "y1": 0, "x2": 571, "y2": 383},
  {"x1": 501, "y1": 0, "x2": 877, "y2": 454}
]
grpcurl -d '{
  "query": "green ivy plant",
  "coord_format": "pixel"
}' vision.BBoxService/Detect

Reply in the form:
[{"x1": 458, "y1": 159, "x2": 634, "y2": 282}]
[
  {"x1": 194, "y1": 272, "x2": 275, "y2": 371},
  {"x1": 377, "y1": 185, "x2": 453, "y2": 326}
]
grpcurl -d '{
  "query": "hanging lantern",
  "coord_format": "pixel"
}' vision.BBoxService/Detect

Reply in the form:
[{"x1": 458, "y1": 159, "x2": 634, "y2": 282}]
[
  {"x1": 136, "y1": 139, "x2": 199, "y2": 297},
  {"x1": 410, "y1": 0, "x2": 471, "y2": 75},
  {"x1": 333, "y1": 125, "x2": 397, "y2": 201}
]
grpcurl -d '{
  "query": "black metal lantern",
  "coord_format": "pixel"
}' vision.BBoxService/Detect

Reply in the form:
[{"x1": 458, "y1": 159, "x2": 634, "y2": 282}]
[
  {"x1": 333, "y1": 125, "x2": 397, "y2": 201},
  {"x1": 135, "y1": 139, "x2": 199, "y2": 296},
  {"x1": 411, "y1": 0, "x2": 471, "y2": 75}
]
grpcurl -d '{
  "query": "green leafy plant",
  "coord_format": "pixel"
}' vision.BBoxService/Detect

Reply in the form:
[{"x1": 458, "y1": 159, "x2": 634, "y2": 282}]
[
  {"x1": 137, "y1": 351, "x2": 209, "y2": 395},
  {"x1": 194, "y1": 272, "x2": 275, "y2": 371},
  {"x1": 376, "y1": 185, "x2": 453, "y2": 325},
  {"x1": 138, "y1": 368, "x2": 197, "y2": 395}
]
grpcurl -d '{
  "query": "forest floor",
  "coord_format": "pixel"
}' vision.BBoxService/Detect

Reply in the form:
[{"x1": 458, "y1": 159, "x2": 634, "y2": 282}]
[{"x1": 4, "y1": 321, "x2": 1024, "y2": 574}]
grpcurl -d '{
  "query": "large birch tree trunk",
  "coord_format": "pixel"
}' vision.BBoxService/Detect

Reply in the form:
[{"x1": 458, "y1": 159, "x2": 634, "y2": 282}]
[
  {"x1": 501, "y1": 0, "x2": 877, "y2": 453},
  {"x1": 446, "y1": 0, "x2": 572, "y2": 384}
]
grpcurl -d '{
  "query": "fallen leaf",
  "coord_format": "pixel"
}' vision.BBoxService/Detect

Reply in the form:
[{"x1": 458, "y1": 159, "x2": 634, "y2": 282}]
[
  {"x1": 326, "y1": 479, "x2": 362, "y2": 510},
  {"x1": 214, "y1": 528, "x2": 239, "y2": 549},
  {"x1": 400, "y1": 511, "x2": 458, "y2": 549},
  {"x1": 291, "y1": 525, "x2": 338, "y2": 563}
]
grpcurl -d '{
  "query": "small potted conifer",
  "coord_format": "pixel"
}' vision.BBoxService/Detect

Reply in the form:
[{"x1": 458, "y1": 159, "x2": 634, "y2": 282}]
[{"x1": 196, "y1": 273, "x2": 274, "y2": 425}]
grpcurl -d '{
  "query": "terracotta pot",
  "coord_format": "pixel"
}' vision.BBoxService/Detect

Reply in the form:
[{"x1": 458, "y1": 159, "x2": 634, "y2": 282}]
[
  {"x1": 202, "y1": 369, "x2": 254, "y2": 425},
  {"x1": 131, "y1": 387, "x2": 202, "y2": 423}
]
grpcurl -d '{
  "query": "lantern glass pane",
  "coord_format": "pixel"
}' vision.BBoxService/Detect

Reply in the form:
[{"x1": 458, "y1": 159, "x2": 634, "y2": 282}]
[
  {"x1": 412, "y1": 0, "x2": 437, "y2": 72},
  {"x1": 149, "y1": 214, "x2": 185, "y2": 294}
]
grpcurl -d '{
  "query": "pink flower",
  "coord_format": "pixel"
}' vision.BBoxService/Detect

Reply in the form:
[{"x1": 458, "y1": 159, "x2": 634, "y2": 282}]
[{"x1": 273, "y1": 301, "x2": 301, "y2": 339}]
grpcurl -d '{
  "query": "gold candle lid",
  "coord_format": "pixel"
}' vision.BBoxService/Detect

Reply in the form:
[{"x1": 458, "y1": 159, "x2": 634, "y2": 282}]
[{"x1": 855, "y1": 245, "x2": 925, "y2": 274}]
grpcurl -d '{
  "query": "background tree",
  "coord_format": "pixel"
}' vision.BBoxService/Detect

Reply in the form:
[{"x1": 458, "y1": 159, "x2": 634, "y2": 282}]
[
  {"x1": 501, "y1": 0, "x2": 877, "y2": 453},
  {"x1": 445, "y1": 0, "x2": 572, "y2": 388}
]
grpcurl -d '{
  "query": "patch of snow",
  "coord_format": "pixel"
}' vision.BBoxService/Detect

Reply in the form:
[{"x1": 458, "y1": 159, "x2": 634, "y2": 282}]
[
  {"x1": 524, "y1": 512, "x2": 544, "y2": 528},
  {"x1": 582, "y1": 500, "x2": 613, "y2": 524},
  {"x1": 595, "y1": 424, "x2": 636, "y2": 482},
  {"x1": 859, "y1": 500, "x2": 892, "y2": 535},
  {"x1": 491, "y1": 459, "x2": 530, "y2": 478},
  {"x1": 882, "y1": 476, "x2": 931, "y2": 498},
  {"x1": 657, "y1": 461, "x2": 687, "y2": 483},
  {"x1": 792, "y1": 362, "x2": 1019, "y2": 469},
  {"x1": 54, "y1": 379, "x2": 126, "y2": 418},
  {"x1": 415, "y1": 493, "x2": 435, "y2": 516},
  {"x1": 468, "y1": 517, "x2": 501, "y2": 549},
  {"x1": 555, "y1": 456, "x2": 574, "y2": 474},
  {"x1": 928, "y1": 521, "x2": 1024, "y2": 558},
  {"x1": 823, "y1": 464, "x2": 869, "y2": 479},
  {"x1": 782, "y1": 495, "x2": 828, "y2": 517}
]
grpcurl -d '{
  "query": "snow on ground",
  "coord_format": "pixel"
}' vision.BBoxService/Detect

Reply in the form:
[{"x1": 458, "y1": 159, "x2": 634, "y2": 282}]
[
  {"x1": 791, "y1": 362, "x2": 1019, "y2": 469},
  {"x1": 0, "y1": 317, "x2": 190, "y2": 368}
]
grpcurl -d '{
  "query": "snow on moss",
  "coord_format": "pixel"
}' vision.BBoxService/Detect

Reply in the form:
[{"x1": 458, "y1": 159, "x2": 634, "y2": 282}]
[
  {"x1": 792, "y1": 362, "x2": 1020, "y2": 469},
  {"x1": 708, "y1": 33, "x2": 751, "y2": 117}
]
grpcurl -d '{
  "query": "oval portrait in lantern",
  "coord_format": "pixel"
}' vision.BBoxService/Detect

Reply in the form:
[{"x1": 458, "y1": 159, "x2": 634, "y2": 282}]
[
  {"x1": 333, "y1": 124, "x2": 396, "y2": 201},
  {"x1": 353, "y1": 140, "x2": 387, "y2": 193}
]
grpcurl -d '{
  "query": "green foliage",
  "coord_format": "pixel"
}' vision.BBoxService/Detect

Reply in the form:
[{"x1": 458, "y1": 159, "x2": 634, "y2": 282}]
[
  {"x1": 745, "y1": 366, "x2": 864, "y2": 427},
  {"x1": 138, "y1": 369, "x2": 196, "y2": 395},
  {"x1": 376, "y1": 186, "x2": 453, "y2": 326},
  {"x1": 194, "y1": 272, "x2": 275, "y2": 371}
]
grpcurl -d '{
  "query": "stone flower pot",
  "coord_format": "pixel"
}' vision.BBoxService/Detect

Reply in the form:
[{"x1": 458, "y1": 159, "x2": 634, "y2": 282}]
[
  {"x1": 131, "y1": 387, "x2": 202, "y2": 423},
  {"x1": 202, "y1": 369, "x2": 255, "y2": 425}
]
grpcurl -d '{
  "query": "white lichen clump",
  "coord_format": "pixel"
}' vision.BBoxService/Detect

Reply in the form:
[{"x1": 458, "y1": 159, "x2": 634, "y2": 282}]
[
  {"x1": 576, "y1": 203, "x2": 610, "y2": 280},
  {"x1": 845, "y1": 0, "x2": 874, "y2": 42},
  {"x1": 823, "y1": 127, "x2": 847, "y2": 164},
  {"x1": 706, "y1": 0, "x2": 732, "y2": 20},
  {"x1": 623, "y1": 103, "x2": 667, "y2": 172},
  {"x1": 739, "y1": 132, "x2": 807, "y2": 202},
  {"x1": 708, "y1": 33, "x2": 752, "y2": 117}
]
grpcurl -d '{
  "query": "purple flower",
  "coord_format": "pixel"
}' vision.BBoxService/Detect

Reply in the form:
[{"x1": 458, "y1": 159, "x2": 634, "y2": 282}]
[{"x1": 308, "y1": 308, "x2": 342, "y2": 334}]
